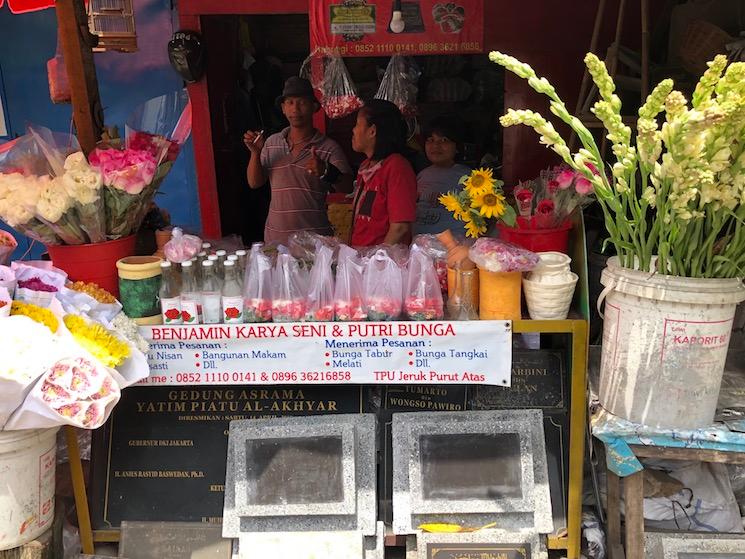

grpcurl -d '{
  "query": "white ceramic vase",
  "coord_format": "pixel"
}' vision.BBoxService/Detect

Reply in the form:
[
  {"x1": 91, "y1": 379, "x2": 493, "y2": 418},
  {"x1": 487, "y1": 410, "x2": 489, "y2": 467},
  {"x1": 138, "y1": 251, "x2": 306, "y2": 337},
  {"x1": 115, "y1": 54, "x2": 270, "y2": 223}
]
[{"x1": 523, "y1": 252, "x2": 578, "y2": 320}]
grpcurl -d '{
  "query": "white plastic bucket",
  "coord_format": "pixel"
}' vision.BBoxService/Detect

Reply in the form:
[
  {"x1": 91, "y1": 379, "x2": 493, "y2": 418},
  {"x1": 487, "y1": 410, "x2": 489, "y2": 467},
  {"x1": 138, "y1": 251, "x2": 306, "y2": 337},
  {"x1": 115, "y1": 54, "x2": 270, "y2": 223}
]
[
  {"x1": 0, "y1": 428, "x2": 58, "y2": 550},
  {"x1": 598, "y1": 257, "x2": 745, "y2": 429}
]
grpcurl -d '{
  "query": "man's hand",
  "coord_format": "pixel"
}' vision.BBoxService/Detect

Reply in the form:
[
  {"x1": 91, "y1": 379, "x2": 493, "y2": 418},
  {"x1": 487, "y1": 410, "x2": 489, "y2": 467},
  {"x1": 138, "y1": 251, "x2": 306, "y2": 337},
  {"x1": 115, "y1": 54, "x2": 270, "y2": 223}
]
[
  {"x1": 243, "y1": 130, "x2": 265, "y2": 155},
  {"x1": 305, "y1": 147, "x2": 328, "y2": 178}
]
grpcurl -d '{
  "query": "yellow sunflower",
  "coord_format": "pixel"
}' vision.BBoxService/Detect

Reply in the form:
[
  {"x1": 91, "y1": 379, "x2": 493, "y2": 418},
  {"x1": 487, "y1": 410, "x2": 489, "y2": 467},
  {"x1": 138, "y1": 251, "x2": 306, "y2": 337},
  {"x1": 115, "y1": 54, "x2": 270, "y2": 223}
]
[
  {"x1": 471, "y1": 190, "x2": 506, "y2": 219},
  {"x1": 464, "y1": 168, "x2": 496, "y2": 197},
  {"x1": 463, "y1": 216, "x2": 487, "y2": 238},
  {"x1": 439, "y1": 192, "x2": 469, "y2": 221}
]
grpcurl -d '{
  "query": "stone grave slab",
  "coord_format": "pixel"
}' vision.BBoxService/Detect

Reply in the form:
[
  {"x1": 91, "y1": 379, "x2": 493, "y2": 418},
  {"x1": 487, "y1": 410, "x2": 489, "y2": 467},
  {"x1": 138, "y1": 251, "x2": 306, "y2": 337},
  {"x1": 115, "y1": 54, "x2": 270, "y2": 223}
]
[
  {"x1": 392, "y1": 409, "x2": 553, "y2": 535},
  {"x1": 405, "y1": 531, "x2": 547, "y2": 559},
  {"x1": 645, "y1": 532, "x2": 745, "y2": 559},
  {"x1": 223, "y1": 413, "x2": 377, "y2": 538},
  {"x1": 118, "y1": 521, "x2": 231, "y2": 559},
  {"x1": 237, "y1": 531, "x2": 363, "y2": 559},
  {"x1": 90, "y1": 385, "x2": 362, "y2": 527}
]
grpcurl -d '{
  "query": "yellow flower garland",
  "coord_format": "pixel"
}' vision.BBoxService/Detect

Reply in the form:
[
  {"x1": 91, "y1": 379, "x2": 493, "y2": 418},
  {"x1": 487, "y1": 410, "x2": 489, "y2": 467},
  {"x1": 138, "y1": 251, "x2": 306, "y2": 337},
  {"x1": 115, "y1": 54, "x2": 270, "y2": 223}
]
[
  {"x1": 10, "y1": 301, "x2": 59, "y2": 333},
  {"x1": 63, "y1": 314, "x2": 130, "y2": 367}
]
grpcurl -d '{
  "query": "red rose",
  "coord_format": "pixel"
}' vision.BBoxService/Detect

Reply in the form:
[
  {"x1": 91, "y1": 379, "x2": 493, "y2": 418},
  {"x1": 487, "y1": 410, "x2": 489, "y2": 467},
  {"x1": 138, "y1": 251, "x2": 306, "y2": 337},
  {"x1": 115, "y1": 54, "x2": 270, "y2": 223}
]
[
  {"x1": 536, "y1": 199, "x2": 555, "y2": 215},
  {"x1": 164, "y1": 308, "x2": 180, "y2": 320},
  {"x1": 181, "y1": 310, "x2": 192, "y2": 321},
  {"x1": 225, "y1": 307, "x2": 240, "y2": 319}
]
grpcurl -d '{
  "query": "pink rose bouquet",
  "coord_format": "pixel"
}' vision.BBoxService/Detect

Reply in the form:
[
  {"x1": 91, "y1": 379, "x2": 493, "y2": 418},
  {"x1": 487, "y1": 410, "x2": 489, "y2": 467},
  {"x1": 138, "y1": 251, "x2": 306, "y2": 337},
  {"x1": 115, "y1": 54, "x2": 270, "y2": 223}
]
[{"x1": 509, "y1": 165, "x2": 596, "y2": 229}]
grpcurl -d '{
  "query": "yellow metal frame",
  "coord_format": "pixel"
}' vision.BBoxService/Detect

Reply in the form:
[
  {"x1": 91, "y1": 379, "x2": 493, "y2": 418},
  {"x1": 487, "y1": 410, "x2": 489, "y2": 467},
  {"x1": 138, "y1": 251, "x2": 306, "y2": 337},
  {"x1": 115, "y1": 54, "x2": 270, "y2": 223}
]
[{"x1": 68, "y1": 318, "x2": 588, "y2": 559}]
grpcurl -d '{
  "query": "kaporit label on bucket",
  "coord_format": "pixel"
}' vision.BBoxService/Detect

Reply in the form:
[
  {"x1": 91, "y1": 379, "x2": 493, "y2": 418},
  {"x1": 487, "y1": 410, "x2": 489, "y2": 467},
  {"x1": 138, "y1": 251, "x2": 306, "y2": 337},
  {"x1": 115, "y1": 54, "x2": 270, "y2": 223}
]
[{"x1": 661, "y1": 318, "x2": 732, "y2": 367}]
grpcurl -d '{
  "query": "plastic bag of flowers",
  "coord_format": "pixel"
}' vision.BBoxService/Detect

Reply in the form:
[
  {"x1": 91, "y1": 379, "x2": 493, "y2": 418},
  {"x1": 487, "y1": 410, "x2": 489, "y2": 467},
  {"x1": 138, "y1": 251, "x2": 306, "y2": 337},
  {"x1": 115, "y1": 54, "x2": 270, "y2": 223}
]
[
  {"x1": 305, "y1": 244, "x2": 335, "y2": 322},
  {"x1": 243, "y1": 243, "x2": 274, "y2": 323},
  {"x1": 363, "y1": 248, "x2": 404, "y2": 321},
  {"x1": 0, "y1": 126, "x2": 105, "y2": 245},
  {"x1": 12, "y1": 260, "x2": 67, "y2": 307},
  {"x1": 468, "y1": 238, "x2": 540, "y2": 273},
  {"x1": 91, "y1": 89, "x2": 191, "y2": 239},
  {"x1": 272, "y1": 247, "x2": 309, "y2": 323},
  {"x1": 334, "y1": 245, "x2": 367, "y2": 322},
  {"x1": 404, "y1": 246, "x2": 444, "y2": 321},
  {"x1": 56, "y1": 280, "x2": 122, "y2": 325}
]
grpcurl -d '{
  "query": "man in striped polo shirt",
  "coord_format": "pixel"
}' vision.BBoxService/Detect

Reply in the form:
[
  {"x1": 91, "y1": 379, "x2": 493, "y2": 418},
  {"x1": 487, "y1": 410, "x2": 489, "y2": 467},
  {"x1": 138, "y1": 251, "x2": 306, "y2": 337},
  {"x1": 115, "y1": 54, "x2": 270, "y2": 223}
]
[{"x1": 244, "y1": 77, "x2": 352, "y2": 245}]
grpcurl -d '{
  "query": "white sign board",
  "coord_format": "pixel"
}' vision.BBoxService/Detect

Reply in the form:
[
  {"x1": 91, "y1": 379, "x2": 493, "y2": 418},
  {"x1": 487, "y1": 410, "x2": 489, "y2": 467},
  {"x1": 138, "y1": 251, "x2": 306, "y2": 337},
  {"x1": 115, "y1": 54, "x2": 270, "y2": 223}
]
[{"x1": 139, "y1": 321, "x2": 512, "y2": 386}]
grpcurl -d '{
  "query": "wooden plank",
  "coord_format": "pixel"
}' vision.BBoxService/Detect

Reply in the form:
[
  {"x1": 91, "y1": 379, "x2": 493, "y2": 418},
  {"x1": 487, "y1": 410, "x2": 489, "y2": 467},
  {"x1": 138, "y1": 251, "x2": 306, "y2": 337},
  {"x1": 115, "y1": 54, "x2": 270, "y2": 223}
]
[
  {"x1": 179, "y1": 14, "x2": 222, "y2": 239},
  {"x1": 66, "y1": 425, "x2": 94, "y2": 555},
  {"x1": 606, "y1": 470, "x2": 622, "y2": 558},
  {"x1": 0, "y1": 529, "x2": 53, "y2": 559},
  {"x1": 55, "y1": 0, "x2": 103, "y2": 155},
  {"x1": 623, "y1": 471, "x2": 645, "y2": 559},
  {"x1": 630, "y1": 445, "x2": 745, "y2": 465}
]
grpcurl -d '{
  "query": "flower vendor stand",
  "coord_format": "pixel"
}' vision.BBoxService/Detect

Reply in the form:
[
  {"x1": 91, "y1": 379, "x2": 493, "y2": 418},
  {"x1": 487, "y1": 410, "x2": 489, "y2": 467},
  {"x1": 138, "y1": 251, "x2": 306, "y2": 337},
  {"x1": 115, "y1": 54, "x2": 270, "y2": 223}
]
[{"x1": 47, "y1": 235, "x2": 137, "y2": 298}]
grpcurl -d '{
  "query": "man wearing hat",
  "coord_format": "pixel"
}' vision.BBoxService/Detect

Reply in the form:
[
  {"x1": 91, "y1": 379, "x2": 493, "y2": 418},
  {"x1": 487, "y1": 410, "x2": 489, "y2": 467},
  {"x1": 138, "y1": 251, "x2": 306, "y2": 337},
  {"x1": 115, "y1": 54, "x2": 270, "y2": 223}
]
[{"x1": 244, "y1": 76, "x2": 353, "y2": 244}]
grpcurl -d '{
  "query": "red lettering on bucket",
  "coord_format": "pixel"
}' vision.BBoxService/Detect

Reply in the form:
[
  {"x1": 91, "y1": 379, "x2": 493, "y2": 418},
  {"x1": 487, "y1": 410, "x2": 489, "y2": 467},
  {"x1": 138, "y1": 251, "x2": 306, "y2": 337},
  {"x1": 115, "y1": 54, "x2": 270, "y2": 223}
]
[{"x1": 673, "y1": 335, "x2": 729, "y2": 346}]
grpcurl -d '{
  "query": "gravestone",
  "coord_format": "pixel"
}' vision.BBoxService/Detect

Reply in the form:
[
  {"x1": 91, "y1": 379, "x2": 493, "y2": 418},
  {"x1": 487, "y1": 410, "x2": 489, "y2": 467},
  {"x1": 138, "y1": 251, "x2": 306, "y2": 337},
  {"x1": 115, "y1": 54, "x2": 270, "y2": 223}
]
[
  {"x1": 118, "y1": 521, "x2": 231, "y2": 559},
  {"x1": 375, "y1": 385, "x2": 468, "y2": 522},
  {"x1": 406, "y1": 531, "x2": 547, "y2": 559},
  {"x1": 223, "y1": 413, "x2": 378, "y2": 538},
  {"x1": 645, "y1": 532, "x2": 745, "y2": 559},
  {"x1": 392, "y1": 409, "x2": 553, "y2": 535},
  {"x1": 90, "y1": 385, "x2": 363, "y2": 527},
  {"x1": 467, "y1": 350, "x2": 569, "y2": 531}
]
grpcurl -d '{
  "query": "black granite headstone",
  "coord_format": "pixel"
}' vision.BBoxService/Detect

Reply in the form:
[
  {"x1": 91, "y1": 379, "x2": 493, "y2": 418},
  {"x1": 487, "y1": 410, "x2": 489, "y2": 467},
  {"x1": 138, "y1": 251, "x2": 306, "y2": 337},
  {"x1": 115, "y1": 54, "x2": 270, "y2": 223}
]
[
  {"x1": 90, "y1": 385, "x2": 362, "y2": 528},
  {"x1": 426, "y1": 542, "x2": 532, "y2": 559},
  {"x1": 469, "y1": 350, "x2": 565, "y2": 410}
]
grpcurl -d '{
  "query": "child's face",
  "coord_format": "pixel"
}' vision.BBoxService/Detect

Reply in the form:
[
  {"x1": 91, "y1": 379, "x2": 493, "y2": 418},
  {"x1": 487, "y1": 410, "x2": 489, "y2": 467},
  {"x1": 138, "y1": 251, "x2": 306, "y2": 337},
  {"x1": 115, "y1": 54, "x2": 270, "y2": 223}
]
[{"x1": 425, "y1": 133, "x2": 457, "y2": 167}]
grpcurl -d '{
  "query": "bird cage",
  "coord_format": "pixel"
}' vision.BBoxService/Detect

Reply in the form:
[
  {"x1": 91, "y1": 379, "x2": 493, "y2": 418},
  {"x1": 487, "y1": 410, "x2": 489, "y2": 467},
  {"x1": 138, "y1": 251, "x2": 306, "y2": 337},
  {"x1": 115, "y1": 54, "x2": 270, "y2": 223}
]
[{"x1": 87, "y1": 0, "x2": 138, "y2": 53}]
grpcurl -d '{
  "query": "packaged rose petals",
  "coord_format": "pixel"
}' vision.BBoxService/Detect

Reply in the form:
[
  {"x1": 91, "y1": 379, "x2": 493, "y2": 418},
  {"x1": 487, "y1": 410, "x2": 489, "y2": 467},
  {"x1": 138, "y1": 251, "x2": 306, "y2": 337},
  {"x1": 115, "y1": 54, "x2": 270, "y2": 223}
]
[
  {"x1": 404, "y1": 246, "x2": 444, "y2": 321},
  {"x1": 363, "y1": 249, "x2": 403, "y2": 321},
  {"x1": 11, "y1": 261, "x2": 67, "y2": 307},
  {"x1": 243, "y1": 243, "x2": 273, "y2": 323},
  {"x1": 468, "y1": 238, "x2": 539, "y2": 273},
  {"x1": 305, "y1": 245, "x2": 335, "y2": 322},
  {"x1": 272, "y1": 248, "x2": 308, "y2": 323},
  {"x1": 334, "y1": 245, "x2": 367, "y2": 322}
]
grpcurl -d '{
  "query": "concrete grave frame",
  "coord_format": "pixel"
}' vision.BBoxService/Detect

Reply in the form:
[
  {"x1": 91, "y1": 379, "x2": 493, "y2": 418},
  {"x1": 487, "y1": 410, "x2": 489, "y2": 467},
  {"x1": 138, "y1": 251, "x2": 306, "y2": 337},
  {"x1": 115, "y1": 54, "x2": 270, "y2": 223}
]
[
  {"x1": 392, "y1": 410, "x2": 553, "y2": 534},
  {"x1": 406, "y1": 530, "x2": 548, "y2": 559},
  {"x1": 644, "y1": 532, "x2": 745, "y2": 559},
  {"x1": 223, "y1": 413, "x2": 377, "y2": 538}
]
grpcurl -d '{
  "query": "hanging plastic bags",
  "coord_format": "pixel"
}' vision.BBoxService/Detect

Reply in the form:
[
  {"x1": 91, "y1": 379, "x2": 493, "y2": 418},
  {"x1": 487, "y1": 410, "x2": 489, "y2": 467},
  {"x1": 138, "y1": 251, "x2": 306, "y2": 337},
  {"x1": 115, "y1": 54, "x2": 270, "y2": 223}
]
[
  {"x1": 301, "y1": 51, "x2": 363, "y2": 119},
  {"x1": 374, "y1": 55, "x2": 421, "y2": 117},
  {"x1": 364, "y1": 248, "x2": 403, "y2": 321},
  {"x1": 404, "y1": 246, "x2": 444, "y2": 320},
  {"x1": 243, "y1": 243, "x2": 273, "y2": 323}
]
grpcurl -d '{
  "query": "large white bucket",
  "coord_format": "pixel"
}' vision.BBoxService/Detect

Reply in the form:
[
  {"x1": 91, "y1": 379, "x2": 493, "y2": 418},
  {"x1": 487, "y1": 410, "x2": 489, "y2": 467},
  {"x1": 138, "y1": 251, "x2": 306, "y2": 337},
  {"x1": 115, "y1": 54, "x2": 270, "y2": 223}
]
[
  {"x1": 598, "y1": 257, "x2": 745, "y2": 429},
  {"x1": 0, "y1": 428, "x2": 58, "y2": 551}
]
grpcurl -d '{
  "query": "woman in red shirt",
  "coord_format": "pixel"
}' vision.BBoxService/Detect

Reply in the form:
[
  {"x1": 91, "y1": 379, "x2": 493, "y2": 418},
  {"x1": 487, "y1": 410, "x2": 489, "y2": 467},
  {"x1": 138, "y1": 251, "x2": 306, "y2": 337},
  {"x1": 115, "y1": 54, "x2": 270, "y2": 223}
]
[{"x1": 350, "y1": 100, "x2": 417, "y2": 247}]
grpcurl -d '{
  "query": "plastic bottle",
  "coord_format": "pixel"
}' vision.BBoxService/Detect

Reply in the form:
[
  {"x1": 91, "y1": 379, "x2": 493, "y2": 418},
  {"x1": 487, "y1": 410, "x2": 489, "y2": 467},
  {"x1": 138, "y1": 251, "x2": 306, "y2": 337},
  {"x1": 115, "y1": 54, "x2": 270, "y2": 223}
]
[
  {"x1": 201, "y1": 241, "x2": 212, "y2": 253},
  {"x1": 207, "y1": 254, "x2": 221, "y2": 286},
  {"x1": 159, "y1": 261, "x2": 182, "y2": 325},
  {"x1": 179, "y1": 260, "x2": 202, "y2": 324},
  {"x1": 201, "y1": 260, "x2": 222, "y2": 324},
  {"x1": 222, "y1": 260, "x2": 244, "y2": 324}
]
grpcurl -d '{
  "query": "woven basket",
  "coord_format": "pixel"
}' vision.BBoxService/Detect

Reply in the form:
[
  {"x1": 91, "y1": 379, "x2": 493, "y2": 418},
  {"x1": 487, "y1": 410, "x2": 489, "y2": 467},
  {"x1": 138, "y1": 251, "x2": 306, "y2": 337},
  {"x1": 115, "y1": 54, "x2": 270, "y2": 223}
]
[{"x1": 679, "y1": 20, "x2": 732, "y2": 75}]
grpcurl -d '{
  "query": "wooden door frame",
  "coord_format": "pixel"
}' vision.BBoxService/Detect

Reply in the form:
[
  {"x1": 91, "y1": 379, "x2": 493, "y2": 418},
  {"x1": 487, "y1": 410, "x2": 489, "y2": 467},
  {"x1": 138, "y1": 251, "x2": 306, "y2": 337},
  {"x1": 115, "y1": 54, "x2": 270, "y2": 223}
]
[{"x1": 178, "y1": 0, "x2": 309, "y2": 238}]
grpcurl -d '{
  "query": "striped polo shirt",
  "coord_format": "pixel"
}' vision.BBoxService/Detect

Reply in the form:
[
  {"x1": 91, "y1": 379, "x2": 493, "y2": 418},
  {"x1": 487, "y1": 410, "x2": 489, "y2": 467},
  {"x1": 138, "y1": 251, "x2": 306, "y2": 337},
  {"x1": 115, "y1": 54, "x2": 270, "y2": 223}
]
[{"x1": 260, "y1": 128, "x2": 351, "y2": 245}]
